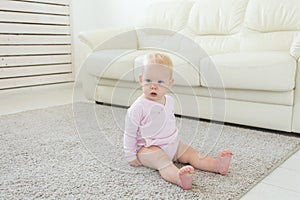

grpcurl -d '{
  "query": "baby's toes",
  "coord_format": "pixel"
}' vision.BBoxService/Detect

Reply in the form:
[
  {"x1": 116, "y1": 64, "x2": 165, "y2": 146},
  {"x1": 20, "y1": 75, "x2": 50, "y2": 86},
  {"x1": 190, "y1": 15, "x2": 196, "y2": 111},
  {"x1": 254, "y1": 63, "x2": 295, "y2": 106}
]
[
  {"x1": 220, "y1": 150, "x2": 233, "y2": 157},
  {"x1": 179, "y1": 165, "x2": 194, "y2": 175}
]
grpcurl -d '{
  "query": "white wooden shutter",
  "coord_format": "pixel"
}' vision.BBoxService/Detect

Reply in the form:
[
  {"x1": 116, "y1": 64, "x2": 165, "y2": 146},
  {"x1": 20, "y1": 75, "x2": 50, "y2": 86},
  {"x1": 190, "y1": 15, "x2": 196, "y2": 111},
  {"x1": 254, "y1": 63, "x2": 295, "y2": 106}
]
[{"x1": 0, "y1": 0, "x2": 73, "y2": 90}]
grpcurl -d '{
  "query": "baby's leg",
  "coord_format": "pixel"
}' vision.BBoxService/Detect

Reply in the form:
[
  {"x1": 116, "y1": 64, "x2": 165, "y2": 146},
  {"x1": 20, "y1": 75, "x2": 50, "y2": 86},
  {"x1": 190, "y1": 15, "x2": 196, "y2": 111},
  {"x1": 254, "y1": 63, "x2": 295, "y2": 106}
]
[
  {"x1": 137, "y1": 146, "x2": 194, "y2": 190},
  {"x1": 176, "y1": 142, "x2": 232, "y2": 175}
]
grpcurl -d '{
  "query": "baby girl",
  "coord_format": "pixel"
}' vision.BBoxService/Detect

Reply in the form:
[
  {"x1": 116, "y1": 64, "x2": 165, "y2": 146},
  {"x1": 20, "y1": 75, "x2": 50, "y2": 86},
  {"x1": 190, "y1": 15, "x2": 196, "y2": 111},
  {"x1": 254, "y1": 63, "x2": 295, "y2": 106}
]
[{"x1": 124, "y1": 52, "x2": 232, "y2": 190}]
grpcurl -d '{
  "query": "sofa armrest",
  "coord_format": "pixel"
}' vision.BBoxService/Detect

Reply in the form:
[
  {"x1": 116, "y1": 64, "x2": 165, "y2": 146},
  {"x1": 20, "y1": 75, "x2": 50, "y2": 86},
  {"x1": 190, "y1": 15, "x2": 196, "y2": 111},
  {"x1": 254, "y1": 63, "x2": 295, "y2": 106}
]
[
  {"x1": 79, "y1": 27, "x2": 138, "y2": 51},
  {"x1": 292, "y1": 58, "x2": 300, "y2": 133},
  {"x1": 290, "y1": 33, "x2": 300, "y2": 60}
]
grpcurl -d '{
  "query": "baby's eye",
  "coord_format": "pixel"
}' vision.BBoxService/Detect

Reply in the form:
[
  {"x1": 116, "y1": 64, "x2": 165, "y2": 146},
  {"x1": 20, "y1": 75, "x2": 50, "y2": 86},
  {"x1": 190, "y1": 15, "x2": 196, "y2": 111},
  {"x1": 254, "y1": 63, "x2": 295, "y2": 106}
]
[
  {"x1": 145, "y1": 79, "x2": 152, "y2": 83},
  {"x1": 157, "y1": 80, "x2": 165, "y2": 84}
]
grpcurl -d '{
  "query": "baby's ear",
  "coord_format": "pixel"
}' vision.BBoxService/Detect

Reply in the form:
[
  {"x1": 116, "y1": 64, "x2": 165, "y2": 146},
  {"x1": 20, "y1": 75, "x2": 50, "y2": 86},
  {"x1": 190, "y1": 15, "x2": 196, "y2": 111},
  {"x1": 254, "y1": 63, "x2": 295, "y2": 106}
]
[
  {"x1": 138, "y1": 74, "x2": 143, "y2": 84},
  {"x1": 169, "y1": 78, "x2": 174, "y2": 87}
]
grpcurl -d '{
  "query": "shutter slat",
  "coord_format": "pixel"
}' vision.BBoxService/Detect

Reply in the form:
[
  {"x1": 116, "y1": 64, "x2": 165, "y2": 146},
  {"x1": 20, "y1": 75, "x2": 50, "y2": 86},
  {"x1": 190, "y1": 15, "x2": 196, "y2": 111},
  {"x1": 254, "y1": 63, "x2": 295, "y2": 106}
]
[
  {"x1": 0, "y1": 73, "x2": 73, "y2": 90},
  {"x1": 0, "y1": 11, "x2": 70, "y2": 25},
  {"x1": 0, "y1": 55, "x2": 71, "y2": 67},
  {"x1": 12, "y1": 0, "x2": 70, "y2": 6},
  {"x1": 0, "y1": 45, "x2": 71, "y2": 56},
  {"x1": 0, "y1": 23, "x2": 70, "y2": 34},
  {"x1": 0, "y1": 35, "x2": 71, "y2": 45},
  {"x1": 1, "y1": 1, "x2": 69, "y2": 15},
  {"x1": 0, "y1": 64, "x2": 72, "y2": 78}
]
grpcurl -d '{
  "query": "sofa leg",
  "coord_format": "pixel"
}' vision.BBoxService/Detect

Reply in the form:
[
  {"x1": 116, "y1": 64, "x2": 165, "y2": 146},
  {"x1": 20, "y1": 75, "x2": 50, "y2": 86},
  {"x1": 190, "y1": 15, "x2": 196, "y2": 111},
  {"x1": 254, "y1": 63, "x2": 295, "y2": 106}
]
[
  {"x1": 95, "y1": 101, "x2": 104, "y2": 105},
  {"x1": 95, "y1": 101, "x2": 130, "y2": 109}
]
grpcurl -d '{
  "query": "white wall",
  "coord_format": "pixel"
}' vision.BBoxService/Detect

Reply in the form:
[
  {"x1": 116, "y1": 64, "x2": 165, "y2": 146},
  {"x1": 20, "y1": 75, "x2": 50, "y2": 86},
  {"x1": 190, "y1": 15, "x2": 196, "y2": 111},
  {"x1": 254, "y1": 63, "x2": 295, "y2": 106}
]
[
  {"x1": 71, "y1": 0, "x2": 111, "y2": 83},
  {"x1": 71, "y1": 0, "x2": 153, "y2": 83}
]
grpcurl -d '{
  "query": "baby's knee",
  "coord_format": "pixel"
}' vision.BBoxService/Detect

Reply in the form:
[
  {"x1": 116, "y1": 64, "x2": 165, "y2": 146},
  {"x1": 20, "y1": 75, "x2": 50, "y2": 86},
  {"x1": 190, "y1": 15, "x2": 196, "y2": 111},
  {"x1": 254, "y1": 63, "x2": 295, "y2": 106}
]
[
  {"x1": 137, "y1": 146, "x2": 172, "y2": 170},
  {"x1": 137, "y1": 146, "x2": 163, "y2": 160}
]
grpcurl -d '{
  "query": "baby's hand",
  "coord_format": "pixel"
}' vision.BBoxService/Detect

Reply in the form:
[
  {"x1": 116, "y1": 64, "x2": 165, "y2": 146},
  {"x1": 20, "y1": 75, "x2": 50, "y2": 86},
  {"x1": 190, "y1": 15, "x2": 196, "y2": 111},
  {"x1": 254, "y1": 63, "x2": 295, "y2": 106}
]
[{"x1": 129, "y1": 159, "x2": 142, "y2": 167}]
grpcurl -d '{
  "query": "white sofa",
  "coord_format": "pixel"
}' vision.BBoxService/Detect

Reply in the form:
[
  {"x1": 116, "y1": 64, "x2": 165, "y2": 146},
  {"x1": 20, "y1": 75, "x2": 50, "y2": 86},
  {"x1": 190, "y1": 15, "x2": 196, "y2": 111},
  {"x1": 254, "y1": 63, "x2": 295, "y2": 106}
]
[{"x1": 79, "y1": 0, "x2": 300, "y2": 134}]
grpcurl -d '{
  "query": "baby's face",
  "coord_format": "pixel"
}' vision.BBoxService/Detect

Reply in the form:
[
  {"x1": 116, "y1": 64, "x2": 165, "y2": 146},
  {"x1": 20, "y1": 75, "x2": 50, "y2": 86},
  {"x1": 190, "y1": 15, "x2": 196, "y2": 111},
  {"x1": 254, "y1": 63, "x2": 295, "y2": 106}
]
[{"x1": 139, "y1": 64, "x2": 173, "y2": 104}]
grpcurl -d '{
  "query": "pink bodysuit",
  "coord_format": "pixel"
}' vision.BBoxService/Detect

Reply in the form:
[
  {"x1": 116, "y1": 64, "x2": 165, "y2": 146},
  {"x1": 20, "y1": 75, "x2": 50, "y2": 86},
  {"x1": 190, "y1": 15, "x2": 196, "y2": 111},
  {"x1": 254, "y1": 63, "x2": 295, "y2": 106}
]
[{"x1": 124, "y1": 95, "x2": 179, "y2": 162}]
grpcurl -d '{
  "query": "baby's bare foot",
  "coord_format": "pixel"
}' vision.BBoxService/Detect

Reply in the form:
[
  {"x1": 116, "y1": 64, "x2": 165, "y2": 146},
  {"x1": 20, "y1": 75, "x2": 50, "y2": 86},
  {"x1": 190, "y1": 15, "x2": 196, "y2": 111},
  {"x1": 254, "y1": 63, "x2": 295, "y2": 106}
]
[
  {"x1": 178, "y1": 165, "x2": 194, "y2": 190},
  {"x1": 216, "y1": 150, "x2": 233, "y2": 175}
]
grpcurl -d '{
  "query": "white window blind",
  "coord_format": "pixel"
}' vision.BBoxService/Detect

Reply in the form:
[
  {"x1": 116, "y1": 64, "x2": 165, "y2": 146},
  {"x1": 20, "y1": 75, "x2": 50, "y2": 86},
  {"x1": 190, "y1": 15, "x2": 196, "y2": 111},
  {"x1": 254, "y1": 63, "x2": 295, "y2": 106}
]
[{"x1": 0, "y1": 0, "x2": 73, "y2": 90}]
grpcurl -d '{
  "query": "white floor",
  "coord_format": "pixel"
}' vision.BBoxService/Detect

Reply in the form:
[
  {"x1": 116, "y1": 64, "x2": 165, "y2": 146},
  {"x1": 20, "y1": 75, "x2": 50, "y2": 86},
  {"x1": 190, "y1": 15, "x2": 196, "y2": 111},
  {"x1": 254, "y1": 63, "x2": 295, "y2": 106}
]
[{"x1": 0, "y1": 83, "x2": 299, "y2": 200}]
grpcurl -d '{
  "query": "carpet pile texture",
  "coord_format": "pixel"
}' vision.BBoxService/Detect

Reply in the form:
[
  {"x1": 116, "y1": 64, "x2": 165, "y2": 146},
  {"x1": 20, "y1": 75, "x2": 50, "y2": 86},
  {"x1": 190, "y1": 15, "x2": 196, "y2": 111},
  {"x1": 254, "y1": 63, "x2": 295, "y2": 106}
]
[{"x1": 1, "y1": 102, "x2": 299, "y2": 199}]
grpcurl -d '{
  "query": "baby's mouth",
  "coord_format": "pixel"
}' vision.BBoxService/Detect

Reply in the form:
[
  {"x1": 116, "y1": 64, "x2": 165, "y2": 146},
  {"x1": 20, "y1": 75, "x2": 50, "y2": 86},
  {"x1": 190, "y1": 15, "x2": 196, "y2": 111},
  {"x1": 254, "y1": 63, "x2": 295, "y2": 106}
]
[{"x1": 150, "y1": 92, "x2": 157, "y2": 97}]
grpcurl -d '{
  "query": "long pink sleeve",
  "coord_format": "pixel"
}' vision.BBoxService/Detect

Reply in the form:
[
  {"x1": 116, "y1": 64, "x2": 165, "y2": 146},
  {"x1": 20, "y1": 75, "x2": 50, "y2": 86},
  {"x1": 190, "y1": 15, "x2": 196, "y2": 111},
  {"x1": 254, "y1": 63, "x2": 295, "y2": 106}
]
[{"x1": 124, "y1": 103, "x2": 143, "y2": 162}]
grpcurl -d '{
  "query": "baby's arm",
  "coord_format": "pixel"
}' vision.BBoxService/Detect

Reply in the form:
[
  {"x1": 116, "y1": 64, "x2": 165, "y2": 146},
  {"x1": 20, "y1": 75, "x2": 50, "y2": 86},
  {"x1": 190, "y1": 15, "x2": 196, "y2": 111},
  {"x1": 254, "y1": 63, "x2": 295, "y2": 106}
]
[{"x1": 124, "y1": 105, "x2": 142, "y2": 166}]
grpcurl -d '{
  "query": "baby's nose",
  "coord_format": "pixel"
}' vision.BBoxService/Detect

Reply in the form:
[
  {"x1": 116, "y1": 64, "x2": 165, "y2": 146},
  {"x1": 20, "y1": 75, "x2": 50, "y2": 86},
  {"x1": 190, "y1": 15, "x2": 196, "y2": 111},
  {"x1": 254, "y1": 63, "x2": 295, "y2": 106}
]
[{"x1": 151, "y1": 84, "x2": 157, "y2": 89}]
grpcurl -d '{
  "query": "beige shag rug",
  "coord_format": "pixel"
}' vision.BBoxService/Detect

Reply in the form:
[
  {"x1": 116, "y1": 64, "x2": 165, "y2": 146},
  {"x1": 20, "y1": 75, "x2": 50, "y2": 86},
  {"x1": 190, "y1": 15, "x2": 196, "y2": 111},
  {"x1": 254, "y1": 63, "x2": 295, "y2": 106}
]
[{"x1": 1, "y1": 102, "x2": 299, "y2": 200}]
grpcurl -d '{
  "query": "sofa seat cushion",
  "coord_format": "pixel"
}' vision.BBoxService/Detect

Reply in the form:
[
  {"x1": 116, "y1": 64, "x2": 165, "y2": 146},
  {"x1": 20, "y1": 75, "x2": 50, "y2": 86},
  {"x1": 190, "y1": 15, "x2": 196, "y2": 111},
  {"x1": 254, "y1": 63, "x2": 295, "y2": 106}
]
[
  {"x1": 96, "y1": 78, "x2": 294, "y2": 106},
  {"x1": 134, "y1": 52, "x2": 200, "y2": 87},
  {"x1": 200, "y1": 51, "x2": 297, "y2": 91},
  {"x1": 85, "y1": 50, "x2": 147, "y2": 81},
  {"x1": 86, "y1": 50, "x2": 200, "y2": 86}
]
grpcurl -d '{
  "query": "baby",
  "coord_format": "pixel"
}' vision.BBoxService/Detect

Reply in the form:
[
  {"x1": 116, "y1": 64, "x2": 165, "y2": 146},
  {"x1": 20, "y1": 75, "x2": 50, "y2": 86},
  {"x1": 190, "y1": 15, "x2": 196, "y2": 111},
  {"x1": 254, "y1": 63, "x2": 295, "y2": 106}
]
[{"x1": 124, "y1": 52, "x2": 232, "y2": 190}]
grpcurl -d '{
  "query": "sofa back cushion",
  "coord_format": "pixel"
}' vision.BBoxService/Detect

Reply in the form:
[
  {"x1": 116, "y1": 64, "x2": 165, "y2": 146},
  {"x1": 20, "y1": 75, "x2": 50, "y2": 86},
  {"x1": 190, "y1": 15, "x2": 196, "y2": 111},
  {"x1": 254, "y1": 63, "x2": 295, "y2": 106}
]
[
  {"x1": 187, "y1": 0, "x2": 248, "y2": 35},
  {"x1": 244, "y1": 0, "x2": 300, "y2": 32},
  {"x1": 136, "y1": 0, "x2": 194, "y2": 31},
  {"x1": 182, "y1": 0, "x2": 248, "y2": 55},
  {"x1": 241, "y1": 0, "x2": 300, "y2": 52}
]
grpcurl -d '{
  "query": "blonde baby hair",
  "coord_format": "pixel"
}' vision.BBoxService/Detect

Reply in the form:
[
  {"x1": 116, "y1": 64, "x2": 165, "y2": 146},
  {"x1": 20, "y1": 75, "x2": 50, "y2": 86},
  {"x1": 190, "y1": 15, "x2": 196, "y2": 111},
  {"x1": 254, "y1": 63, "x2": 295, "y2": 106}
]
[
  {"x1": 143, "y1": 52, "x2": 174, "y2": 78},
  {"x1": 143, "y1": 52, "x2": 173, "y2": 68}
]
